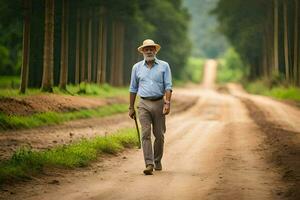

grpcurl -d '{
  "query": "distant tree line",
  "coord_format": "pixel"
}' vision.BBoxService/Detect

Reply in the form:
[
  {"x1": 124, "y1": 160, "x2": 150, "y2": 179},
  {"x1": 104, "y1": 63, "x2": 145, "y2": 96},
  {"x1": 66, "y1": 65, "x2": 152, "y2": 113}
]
[
  {"x1": 213, "y1": 0, "x2": 300, "y2": 86},
  {"x1": 183, "y1": 0, "x2": 228, "y2": 58},
  {"x1": 0, "y1": 0, "x2": 190, "y2": 93}
]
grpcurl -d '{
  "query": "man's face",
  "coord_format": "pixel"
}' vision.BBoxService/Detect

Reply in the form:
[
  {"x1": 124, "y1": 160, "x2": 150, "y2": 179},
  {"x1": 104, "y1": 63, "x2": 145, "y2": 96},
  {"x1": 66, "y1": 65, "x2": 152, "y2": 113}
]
[{"x1": 142, "y1": 46, "x2": 156, "y2": 61}]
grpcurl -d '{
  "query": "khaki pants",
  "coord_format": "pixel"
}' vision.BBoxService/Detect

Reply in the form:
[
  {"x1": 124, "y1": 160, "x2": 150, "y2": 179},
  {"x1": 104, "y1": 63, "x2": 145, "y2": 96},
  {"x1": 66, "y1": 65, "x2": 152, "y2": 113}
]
[{"x1": 138, "y1": 98, "x2": 166, "y2": 166}]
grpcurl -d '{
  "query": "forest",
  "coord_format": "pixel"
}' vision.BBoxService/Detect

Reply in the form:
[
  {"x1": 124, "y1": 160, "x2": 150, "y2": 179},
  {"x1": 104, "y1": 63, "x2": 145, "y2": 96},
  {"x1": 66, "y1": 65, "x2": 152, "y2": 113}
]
[
  {"x1": 213, "y1": 0, "x2": 300, "y2": 86},
  {"x1": 1, "y1": 0, "x2": 299, "y2": 91},
  {"x1": 0, "y1": 0, "x2": 191, "y2": 93}
]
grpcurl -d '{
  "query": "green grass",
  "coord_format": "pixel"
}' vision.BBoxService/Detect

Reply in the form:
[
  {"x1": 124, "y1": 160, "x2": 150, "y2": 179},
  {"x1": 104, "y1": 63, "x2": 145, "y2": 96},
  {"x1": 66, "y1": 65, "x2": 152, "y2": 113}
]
[
  {"x1": 54, "y1": 83, "x2": 128, "y2": 97},
  {"x1": 0, "y1": 81, "x2": 128, "y2": 98},
  {"x1": 0, "y1": 76, "x2": 20, "y2": 89},
  {"x1": 244, "y1": 80, "x2": 300, "y2": 102},
  {"x1": 0, "y1": 104, "x2": 128, "y2": 130},
  {"x1": 0, "y1": 128, "x2": 139, "y2": 184},
  {"x1": 181, "y1": 57, "x2": 205, "y2": 83},
  {"x1": 217, "y1": 48, "x2": 245, "y2": 83}
]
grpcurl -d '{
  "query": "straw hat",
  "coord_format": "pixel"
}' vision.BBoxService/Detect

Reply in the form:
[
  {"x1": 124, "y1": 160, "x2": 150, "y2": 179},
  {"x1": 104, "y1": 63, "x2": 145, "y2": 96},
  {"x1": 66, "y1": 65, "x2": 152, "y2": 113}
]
[{"x1": 137, "y1": 39, "x2": 161, "y2": 53}]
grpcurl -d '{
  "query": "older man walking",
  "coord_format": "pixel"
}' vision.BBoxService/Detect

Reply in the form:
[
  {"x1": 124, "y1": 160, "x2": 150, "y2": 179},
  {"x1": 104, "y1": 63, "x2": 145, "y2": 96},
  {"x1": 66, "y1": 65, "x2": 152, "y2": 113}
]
[{"x1": 129, "y1": 39, "x2": 172, "y2": 175}]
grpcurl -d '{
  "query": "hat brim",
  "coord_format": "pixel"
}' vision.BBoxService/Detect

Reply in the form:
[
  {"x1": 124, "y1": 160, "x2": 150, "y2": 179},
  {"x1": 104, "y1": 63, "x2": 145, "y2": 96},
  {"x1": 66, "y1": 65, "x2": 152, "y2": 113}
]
[{"x1": 137, "y1": 44, "x2": 161, "y2": 53}]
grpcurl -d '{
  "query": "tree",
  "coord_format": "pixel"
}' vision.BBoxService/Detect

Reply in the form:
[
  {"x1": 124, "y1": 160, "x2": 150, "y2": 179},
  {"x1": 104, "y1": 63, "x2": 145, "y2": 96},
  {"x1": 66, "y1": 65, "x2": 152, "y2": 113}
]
[
  {"x1": 183, "y1": 0, "x2": 228, "y2": 58},
  {"x1": 283, "y1": 0, "x2": 290, "y2": 81},
  {"x1": 59, "y1": 0, "x2": 69, "y2": 90},
  {"x1": 213, "y1": 0, "x2": 300, "y2": 85},
  {"x1": 274, "y1": 0, "x2": 279, "y2": 75},
  {"x1": 75, "y1": 6, "x2": 81, "y2": 84},
  {"x1": 293, "y1": 0, "x2": 299, "y2": 85},
  {"x1": 13, "y1": 0, "x2": 191, "y2": 88},
  {"x1": 41, "y1": 0, "x2": 54, "y2": 92},
  {"x1": 20, "y1": 0, "x2": 31, "y2": 93},
  {"x1": 87, "y1": 8, "x2": 92, "y2": 83}
]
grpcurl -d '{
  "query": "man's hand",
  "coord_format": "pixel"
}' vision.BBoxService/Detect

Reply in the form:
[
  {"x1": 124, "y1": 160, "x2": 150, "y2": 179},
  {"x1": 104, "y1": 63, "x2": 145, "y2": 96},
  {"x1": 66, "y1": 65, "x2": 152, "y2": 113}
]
[
  {"x1": 163, "y1": 103, "x2": 170, "y2": 115},
  {"x1": 129, "y1": 108, "x2": 136, "y2": 119}
]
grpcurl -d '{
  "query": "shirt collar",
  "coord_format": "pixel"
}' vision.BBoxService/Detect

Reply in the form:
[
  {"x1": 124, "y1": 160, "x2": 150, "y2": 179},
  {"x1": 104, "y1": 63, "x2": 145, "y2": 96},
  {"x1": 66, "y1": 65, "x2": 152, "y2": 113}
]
[{"x1": 143, "y1": 57, "x2": 159, "y2": 66}]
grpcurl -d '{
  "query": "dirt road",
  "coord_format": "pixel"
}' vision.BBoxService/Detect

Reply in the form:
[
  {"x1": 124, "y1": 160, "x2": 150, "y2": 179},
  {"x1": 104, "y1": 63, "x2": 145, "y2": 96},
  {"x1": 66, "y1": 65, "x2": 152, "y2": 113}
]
[{"x1": 1, "y1": 62, "x2": 300, "y2": 200}]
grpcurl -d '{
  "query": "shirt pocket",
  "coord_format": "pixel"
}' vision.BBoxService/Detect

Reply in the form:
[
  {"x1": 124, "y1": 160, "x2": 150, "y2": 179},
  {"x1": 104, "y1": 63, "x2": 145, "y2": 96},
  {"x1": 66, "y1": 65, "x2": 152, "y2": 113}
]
[
  {"x1": 152, "y1": 70, "x2": 164, "y2": 83},
  {"x1": 137, "y1": 70, "x2": 147, "y2": 82}
]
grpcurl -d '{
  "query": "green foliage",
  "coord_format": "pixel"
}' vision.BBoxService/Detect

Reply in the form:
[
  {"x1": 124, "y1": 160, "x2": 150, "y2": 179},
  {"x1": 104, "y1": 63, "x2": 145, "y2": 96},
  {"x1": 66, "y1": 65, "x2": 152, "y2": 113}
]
[
  {"x1": 0, "y1": 128, "x2": 139, "y2": 184},
  {"x1": 217, "y1": 48, "x2": 245, "y2": 83},
  {"x1": 244, "y1": 80, "x2": 300, "y2": 102},
  {"x1": 0, "y1": 76, "x2": 20, "y2": 88},
  {"x1": 0, "y1": 82, "x2": 128, "y2": 97},
  {"x1": 59, "y1": 83, "x2": 128, "y2": 97},
  {"x1": 180, "y1": 57, "x2": 204, "y2": 83},
  {"x1": 0, "y1": 0, "x2": 191, "y2": 84},
  {"x1": 140, "y1": 0, "x2": 191, "y2": 79},
  {"x1": 212, "y1": 0, "x2": 278, "y2": 81},
  {"x1": 0, "y1": 104, "x2": 128, "y2": 130},
  {"x1": 0, "y1": 0, "x2": 23, "y2": 76},
  {"x1": 183, "y1": 0, "x2": 229, "y2": 58}
]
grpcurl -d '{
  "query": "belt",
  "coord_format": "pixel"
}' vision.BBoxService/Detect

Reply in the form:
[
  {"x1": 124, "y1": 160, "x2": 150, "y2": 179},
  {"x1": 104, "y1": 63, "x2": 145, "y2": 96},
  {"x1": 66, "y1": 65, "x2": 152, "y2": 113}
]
[{"x1": 141, "y1": 96, "x2": 163, "y2": 101}]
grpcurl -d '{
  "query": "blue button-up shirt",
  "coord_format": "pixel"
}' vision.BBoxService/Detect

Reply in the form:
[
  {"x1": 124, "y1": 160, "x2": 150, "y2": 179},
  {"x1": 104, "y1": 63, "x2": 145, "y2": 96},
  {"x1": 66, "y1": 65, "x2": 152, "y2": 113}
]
[{"x1": 129, "y1": 58, "x2": 172, "y2": 97}]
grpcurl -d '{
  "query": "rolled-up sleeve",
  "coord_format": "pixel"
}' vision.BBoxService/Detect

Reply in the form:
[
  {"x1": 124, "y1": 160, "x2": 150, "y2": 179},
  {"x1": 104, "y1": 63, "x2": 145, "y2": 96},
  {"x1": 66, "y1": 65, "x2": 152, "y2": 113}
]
[
  {"x1": 129, "y1": 66, "x2": 138, "y2": 93},
  {"x1": 164, "y1": 63, "x2": 172, "y2": 91}
]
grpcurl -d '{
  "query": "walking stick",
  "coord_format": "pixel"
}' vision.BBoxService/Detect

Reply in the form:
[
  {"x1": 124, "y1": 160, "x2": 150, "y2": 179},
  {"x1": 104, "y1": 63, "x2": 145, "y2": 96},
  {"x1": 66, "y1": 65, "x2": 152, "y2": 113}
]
[{"x1": 133, "y1": 114, "x2": 141, "y2": 149}]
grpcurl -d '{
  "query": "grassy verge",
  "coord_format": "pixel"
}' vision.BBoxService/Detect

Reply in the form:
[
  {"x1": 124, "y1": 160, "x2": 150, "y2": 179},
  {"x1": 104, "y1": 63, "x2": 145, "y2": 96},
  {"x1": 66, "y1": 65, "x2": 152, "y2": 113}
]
[
  {"x1": 0, "y1": 81, "x2": 128, "y2": 98},
  {"x1": 244, "y1": 80, "x2": 300, "y2": 102},
  {"x1": 0, "y1": 104, "x2": 128, "y2": 130},
  {"x1": 0, "y1": 128, "x2": 138, "y2": 184},
  {"x1": 0, "y1": 76, "x2": 20, "y2": 89},
  {"x1": 217, "y1": 48, "x2": 245, "y2": 84},
  {"x1": 179, "y1": 57, "x2": 205, "y2": 84},
  {"x1": 54, "y1": 83, "x2": 128, "y2": 97}
]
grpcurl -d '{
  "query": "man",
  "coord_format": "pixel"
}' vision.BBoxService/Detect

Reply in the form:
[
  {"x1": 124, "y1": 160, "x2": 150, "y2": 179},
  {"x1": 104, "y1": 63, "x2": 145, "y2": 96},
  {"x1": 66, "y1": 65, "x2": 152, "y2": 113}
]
[{"x1": 129, "y1": 39, "x2": 172, "y2": 175}]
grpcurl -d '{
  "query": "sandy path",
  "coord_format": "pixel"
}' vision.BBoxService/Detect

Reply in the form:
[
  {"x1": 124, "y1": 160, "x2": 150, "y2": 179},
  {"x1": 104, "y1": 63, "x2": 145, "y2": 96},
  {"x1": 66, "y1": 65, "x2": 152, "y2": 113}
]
[
  {"x1": 1, "y1": 60, "x2": 299, "y2": 199},
  {"x1": 0, "y1": 93, "x2": 196, "y2": 160},
  {"x1": 202, "y1": 59, "x2": 217, "y2": 89},
  {"x1": 0, "y1": 114, "x2": 133, "y2": 160},
  {"x1": 3, "y1": 85, "x2": 298, "y2": 200}
]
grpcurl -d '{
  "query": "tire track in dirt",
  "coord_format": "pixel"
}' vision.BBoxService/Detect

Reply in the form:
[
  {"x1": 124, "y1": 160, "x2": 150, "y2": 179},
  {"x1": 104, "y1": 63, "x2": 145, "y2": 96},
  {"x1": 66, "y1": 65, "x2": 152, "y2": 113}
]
[
  {"x1": 241, "y1": 98, "x2": 300, "y2": 199},
  {"x1": 202, "y1": 92, "x2": 285, "y2": 200},
  {"x1": 0, "y1": 85, "x2": 293, "y2": 200}
]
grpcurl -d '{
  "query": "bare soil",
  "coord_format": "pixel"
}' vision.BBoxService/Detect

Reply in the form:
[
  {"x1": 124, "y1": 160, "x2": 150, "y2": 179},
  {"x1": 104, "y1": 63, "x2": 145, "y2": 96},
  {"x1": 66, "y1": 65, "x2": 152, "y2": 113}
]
[
  {"x1": 0, "y1": 61, "x2": 299, "y2": 200},
  {"x1": 0, "y1": 94, "x2": 129, "y2": 116},
  {"x1": 0, "y1": 93, "x2": 196, "y2": 160}
]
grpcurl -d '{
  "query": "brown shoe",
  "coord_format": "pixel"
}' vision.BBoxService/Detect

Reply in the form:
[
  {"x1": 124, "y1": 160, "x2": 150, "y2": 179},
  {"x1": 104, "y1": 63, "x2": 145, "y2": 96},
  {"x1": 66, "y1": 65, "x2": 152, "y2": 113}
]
[
  {"x1": 154, "y1": 162, "x2": 162, "y2": 171},
  {"x1": 143, "y1": 164, "x2": 154, "y2": 175}
]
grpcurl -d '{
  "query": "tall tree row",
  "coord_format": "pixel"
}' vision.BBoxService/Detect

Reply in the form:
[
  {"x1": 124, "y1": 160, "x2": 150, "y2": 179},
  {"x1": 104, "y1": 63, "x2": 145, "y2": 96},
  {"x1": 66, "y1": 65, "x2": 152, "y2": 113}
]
[
  {"x1": 213, "y1": 0, "x2": 300, "y2": 86},
  {"x1": 12, "y1": 0, "x2": 191, "y2": 92},
  {"x1": 41, "y1": 0, "x2": 54, "y2": 92},
  {"x1": 20, "y1": 0, "x2": 31, "y2": 93}
]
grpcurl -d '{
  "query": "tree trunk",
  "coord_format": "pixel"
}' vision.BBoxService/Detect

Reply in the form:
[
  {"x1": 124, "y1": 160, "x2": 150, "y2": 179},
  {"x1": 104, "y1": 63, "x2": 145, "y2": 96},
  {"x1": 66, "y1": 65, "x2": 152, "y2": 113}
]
[
  {"x1": 59, "y1": 0, "x2": 69, "y2": 89},
  {"x1": 294, "y1": 0, "x2": 299, "y2": 85},
  {"x1": 283, "y1": 0, "x2": 290, "y2": 81},
  {"x1": 92, "y1": 8, "x2": 98, "y2": 83},
  {"x1": 98, "y1": 7, "x2": 107, "y2": 84},
  {"x1": 110, "y1": 21, "x2": 117, "y2": 86},
  {"x1": 274, "y1": 0, "x2": 279, "y2": 75},
  {"x1": 41, "y1": 0, "x2": 54, "y2": 92},
  {"x1": 80, "y1": 8, "x2": 86, "y2": 82},
  {"x1": 100, "y1": 9, "x2": 108, "y2": 84},
  {"x1": 96, "y1": 8, "x2": 103, "y2": 84},
  {"x1": 110, "y1": 21, "x2": 125, "y2": 86},
  {"x1": 75, "y1": 7, "x2": 80, "y2": 84},
  {"x1": 117, "y1": 21, "x2": 124, "y2": 86},
  {"x1": 87, "y1": 8, "x2": 92, "y2": 83},
  {"x1": 262, "y1": 32, "x2": 268, "y2": 78},
  {"x1": 266, "y1": 4, "x2": 274, "y2": 78},
  {"x1": 20, "y1": 0, "x2": 31, "y2": 94},
  {"x1": 100, "y1": 19, "x2": 107, "y2": 84}
]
